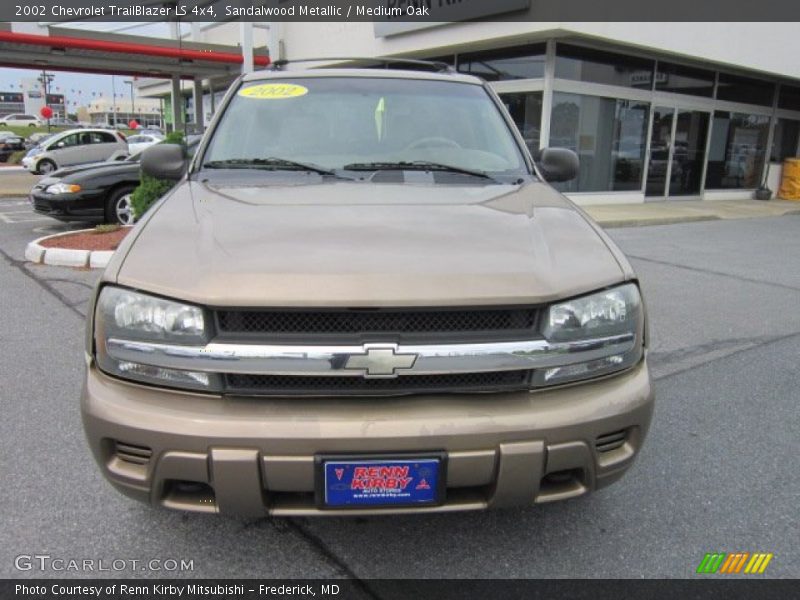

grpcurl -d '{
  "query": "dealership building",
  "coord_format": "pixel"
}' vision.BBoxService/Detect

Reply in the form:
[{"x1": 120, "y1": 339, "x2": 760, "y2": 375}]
[
  {"x1": 164, "y1": 19, "x2": 800, "y2": 205},
  {"x1": 0, "y1": 86, "x2": 65, "y2": 119}
]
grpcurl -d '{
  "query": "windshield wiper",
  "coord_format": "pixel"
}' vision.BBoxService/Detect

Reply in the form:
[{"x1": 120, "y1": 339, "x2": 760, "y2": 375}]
[
  {"x1": 203, "y1": 157, "x2": 336, "y2": 176},
  {"x1": 341, "y1": 160, "x2": 500, "y2": 182}
]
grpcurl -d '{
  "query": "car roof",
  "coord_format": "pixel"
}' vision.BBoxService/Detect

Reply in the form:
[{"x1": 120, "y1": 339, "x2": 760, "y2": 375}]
[
  {"x1": 44, "y1": 128, "x2": 121, "y2": 144},
  {"x1": 55, "y1": 128, "x2": 118, "y2": 136},
  {"x1": 241, "y1": 67, "x2": 484, "y2": 86}
]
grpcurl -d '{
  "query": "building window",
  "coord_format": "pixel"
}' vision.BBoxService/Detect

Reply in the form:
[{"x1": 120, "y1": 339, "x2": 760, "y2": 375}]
[
  {"x1": 655, "y1": 62, "x2": 714, "y2": 97},
  {"x1": 770, "y1": 118, "x2": 800, "y2": 162},
  {"x1": 716, "y1": 74, "x2": 775, "y2": 107},
  {"x1": 705, "y1": 111, "x2": 770, "y2": 189},
  {"x1": 778, "y1": 85, "x2": 800, "y2": 111},
  {"x1": 457, "y1": 44, "x2": 546, "y2": 82},
  {"x1": 554, "y1": 44, "x2": 654, "y2": 90},
  {"x1": 499, "y1": 91, "x2": 543, "y2": 153},
  {"x1": 550, "y1": 93, "x2": 649, "y2": 192}
]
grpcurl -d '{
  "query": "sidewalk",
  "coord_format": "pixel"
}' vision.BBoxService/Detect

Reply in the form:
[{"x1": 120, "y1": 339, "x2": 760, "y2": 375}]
[{"x1": 583, "y1": 198, "x2": 800, "y2": 228}]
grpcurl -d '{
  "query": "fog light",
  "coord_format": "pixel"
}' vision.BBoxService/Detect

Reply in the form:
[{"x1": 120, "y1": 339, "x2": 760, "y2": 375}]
[
  {"x1": 117, "y1": 360, "x2": 211, "y2": 388},
  {"x1": 539, "y1": 354, "x2": 626, "y2": 385}
]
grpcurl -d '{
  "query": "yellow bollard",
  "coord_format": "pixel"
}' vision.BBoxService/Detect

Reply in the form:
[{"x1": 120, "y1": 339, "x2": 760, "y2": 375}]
[{"x1": 778, "y1": 158, "x2": 800, "y2": 200}]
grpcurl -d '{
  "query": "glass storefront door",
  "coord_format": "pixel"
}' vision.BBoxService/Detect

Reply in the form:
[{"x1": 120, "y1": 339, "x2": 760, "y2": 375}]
[{"x1": 645, "y1": 107, "x2": 710, "y2": 198}]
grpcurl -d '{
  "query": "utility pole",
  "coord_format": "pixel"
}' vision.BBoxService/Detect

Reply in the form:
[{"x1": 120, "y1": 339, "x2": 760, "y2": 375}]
[{"x1": 37, "y1": 70, "x2": 55, "y2": 132}]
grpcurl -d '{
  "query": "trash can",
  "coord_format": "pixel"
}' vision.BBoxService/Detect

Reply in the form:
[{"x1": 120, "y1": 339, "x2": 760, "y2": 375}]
[{"x1": 778, "y1": 158, "x2": 800, "y2": 200}]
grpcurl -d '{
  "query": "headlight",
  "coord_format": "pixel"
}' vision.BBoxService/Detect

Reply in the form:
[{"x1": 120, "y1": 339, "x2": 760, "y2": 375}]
[
  {"x1": 533, "y1": 283, "x2": 644, "y2": 386},
  {"x1": 45, "y1": 182, "x2": 81, "y2": 194},
  {"x1": 94, "y1": 286, "x2": 219, "y2": 391},
  {"x1": 543, "y1": 283, "x2": 641, "y2": 342}
]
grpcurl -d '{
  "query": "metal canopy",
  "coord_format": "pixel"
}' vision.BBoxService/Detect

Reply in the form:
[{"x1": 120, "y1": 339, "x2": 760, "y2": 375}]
[{"x1": 0, "y1": 24, "x2": 269, "y2": 80}]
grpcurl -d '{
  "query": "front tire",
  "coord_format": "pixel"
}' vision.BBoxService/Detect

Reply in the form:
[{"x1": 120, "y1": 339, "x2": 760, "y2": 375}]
[
  {"x1": 37, "y1": 159, "x2": 56, "y2": 174},
  {"x1": 105, "y1": 186, "x2": 136, "y2": 225}
]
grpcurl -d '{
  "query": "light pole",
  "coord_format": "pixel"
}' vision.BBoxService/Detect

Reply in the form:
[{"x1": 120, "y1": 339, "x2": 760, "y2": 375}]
[
  {"x1": 111, "y1": 75, "x2": 117, "y2": 127},
  {"x1": 124, "y1": 80, "x2": 135, "y2": 125}
]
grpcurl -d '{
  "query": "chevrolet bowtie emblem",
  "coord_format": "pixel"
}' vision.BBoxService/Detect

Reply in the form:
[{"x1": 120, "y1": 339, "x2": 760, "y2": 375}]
[{"x1": 344, "y1": 345, "x2": 418, "y2": 378}]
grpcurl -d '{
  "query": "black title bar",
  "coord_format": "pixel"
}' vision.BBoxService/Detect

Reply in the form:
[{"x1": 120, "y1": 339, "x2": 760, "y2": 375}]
[
  {"x1": 3, "y1": 0, "x2": 800, "y2": 23},
  {"x1": 3, "y1": 579, "x2": 800, "y2": 600}
]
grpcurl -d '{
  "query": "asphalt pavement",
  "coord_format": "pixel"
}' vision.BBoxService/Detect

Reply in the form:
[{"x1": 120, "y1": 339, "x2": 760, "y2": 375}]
[{"x1": 0, "y1": 195, "x2": 798, "y2": 582}]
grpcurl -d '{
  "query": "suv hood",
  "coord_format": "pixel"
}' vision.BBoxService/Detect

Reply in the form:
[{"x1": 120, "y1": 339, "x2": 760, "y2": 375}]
[{"x1": 112, "y1": 180, "x2": 626, "y2": 307}]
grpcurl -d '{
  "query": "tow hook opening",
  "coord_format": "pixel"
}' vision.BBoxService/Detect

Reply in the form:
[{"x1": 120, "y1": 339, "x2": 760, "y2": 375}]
[
  {"x1": 538, "y1": 468, "x2": 587, "y2": 501},
  {"x1": 162, "y1": 480, "x2": 217, "y2": 513}
]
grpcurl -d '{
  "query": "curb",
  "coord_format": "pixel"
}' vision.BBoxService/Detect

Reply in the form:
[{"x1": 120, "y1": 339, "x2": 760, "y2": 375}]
[
  {"x1": 596, "y1": 215, "x2": 721, "y2": 229},
  {"x1": 25, "y1": 228, "x2": 119, "y2": 269}
]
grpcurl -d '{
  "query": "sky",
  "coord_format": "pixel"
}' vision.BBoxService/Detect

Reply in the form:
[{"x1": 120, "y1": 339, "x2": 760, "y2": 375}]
[{"x1": 0, "y1": 23, "x2": 185, "y2": 111}]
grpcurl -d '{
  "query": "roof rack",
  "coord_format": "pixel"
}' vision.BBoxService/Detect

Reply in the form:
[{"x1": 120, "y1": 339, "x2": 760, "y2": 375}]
[{"x1": 269, "y1": 57, "x2": 456, "y2": 74}]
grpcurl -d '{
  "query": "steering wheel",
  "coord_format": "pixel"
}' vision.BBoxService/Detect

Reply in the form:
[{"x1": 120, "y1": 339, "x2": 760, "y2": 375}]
[{"x1": 403, "y1": 136, "x2": 462, "y2": 151}]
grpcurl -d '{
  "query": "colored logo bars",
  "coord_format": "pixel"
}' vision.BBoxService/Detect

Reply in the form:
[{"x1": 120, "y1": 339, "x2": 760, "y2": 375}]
[{"x1": 696, "y1": 552, "x2": 773, "y2": 574}]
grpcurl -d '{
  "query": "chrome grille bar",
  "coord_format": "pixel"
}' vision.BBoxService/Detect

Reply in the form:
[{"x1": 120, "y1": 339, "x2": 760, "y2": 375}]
[{"x1": 105, "y1": 334, "x2": 636, "y2": 378}]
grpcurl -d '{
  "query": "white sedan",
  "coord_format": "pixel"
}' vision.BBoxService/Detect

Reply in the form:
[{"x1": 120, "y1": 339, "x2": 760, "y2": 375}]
[{"x1": 126, "y1": 133, "x2": 164, "y2": 157}]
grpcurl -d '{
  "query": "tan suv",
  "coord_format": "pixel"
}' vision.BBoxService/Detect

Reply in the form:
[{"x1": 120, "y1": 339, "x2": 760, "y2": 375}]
[{"x1": 82, "y1": 62, "x2": 654, "y2": 516}]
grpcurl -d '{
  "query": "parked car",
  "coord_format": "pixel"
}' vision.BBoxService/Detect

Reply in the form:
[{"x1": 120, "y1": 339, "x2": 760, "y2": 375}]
[
  {"x1": 125, "y1": 133, "x2": 164, "y2": 156},
  {"x1": 21, "y1": 128, "x2": 127, "y2": 174},
  {"x1": 25, "y1": 132, "x2": 54, "y2": 149},
  {"x1": 30, "y1": 136, "x2": 200, "y2": 225},
  {"x1": 83, "y1": 64, "x2": 653, "y2": 516},
  {"x1": 48, "y1": 118, "x2": 81, "y2": 128},
  {"x1": 0, "y1": 132, "x2": 24, "y2": 162},
  {"x1": 0, "y1": 113, "x2": 43, "y2": 127},
  {"x1": 138, "y1": 127, "x2": 164, "y2": 136}
]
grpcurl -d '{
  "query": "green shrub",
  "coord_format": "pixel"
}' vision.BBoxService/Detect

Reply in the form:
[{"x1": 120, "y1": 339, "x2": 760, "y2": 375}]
[
  {"x1": 7, "y1": 150, "x2": 26, "y2": 165},
  {"x1": 130, "y1": 131, "x2": 186, "y2": 220}
]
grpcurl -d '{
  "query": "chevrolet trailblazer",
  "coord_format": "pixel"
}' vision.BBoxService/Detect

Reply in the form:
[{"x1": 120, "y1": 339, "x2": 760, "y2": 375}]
[{"x1": 82, "y1": 61, "x2": 654, "y2": 516}]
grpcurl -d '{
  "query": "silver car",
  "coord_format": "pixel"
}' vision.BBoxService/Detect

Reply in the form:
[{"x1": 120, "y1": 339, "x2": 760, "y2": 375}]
[
  {"x1": 0, "y1": 113, "x2": 43, "y2": 127},
  {"x1": 22, "y1": 128, "x2": 127, "y2": 175}
]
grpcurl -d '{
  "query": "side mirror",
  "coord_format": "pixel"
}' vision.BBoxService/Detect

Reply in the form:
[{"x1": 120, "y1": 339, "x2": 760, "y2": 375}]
[
  {"x1": 140, "y1": 144, "x2": 187, "y2": 181},
  {"x1": 536, "y1": 147, "x2": 579, "y2": 183},
  {"x1": 56, "y1": 141, "x2": 65, "y2": 148}
]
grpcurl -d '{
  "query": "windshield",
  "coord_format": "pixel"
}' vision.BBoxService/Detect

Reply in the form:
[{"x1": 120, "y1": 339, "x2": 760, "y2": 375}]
[{"x1": 202, "y1": 77, "x2": 528, "y2": 180}]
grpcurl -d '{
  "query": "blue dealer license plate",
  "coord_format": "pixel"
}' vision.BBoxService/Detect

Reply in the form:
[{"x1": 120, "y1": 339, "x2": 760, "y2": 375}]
[{"x1": 320, "y1": 456, "x2": 443, "y2": 508}]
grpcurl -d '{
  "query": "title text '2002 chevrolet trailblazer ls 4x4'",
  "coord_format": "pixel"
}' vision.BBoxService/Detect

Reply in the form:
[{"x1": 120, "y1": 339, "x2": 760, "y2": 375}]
[{"x1": 82, "y1": 62, "x2": 654, "y2": 516}]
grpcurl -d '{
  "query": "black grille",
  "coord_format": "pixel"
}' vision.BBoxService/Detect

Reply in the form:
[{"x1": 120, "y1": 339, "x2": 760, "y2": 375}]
[
  {"x1": 114, "y1": 441, "x2": 153, "y2": 465},
  {"x1": 595, "y1": 430, "x2": 628, "y2": 453},
  {"x1": 215, "y1": 307, "x2": 539, "y2": 343},
  {"x1": 225, "y1": 370, "x2": 532, "y2": 397}
]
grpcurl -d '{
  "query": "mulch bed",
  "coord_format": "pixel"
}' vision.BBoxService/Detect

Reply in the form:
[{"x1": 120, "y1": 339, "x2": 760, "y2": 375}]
[{"x1": 39, "y1": 227, "x2": 132, "y2": 251}]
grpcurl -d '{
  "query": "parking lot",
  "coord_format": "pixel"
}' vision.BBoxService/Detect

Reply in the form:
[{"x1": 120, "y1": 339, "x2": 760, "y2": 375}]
[{"x1": 0, "y1": 193, "x2": 798, "y2": 581}]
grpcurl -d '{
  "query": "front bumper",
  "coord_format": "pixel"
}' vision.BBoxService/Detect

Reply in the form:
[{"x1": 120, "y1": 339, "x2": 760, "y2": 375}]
[
  {"x1": 30, "y1": 189, "x2": 105, "y2": 222},
  {"x1": 82, "y1": 358, "x2": 654, "y2": 516}
]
